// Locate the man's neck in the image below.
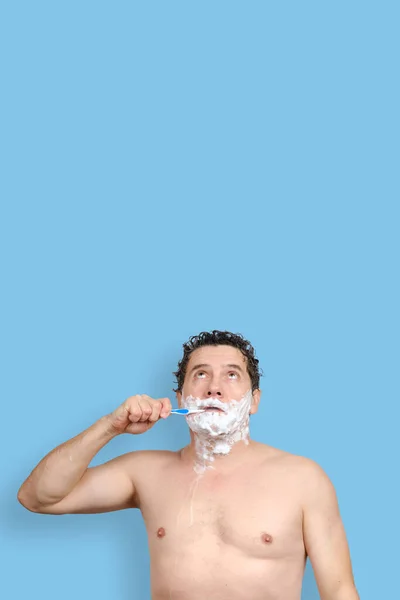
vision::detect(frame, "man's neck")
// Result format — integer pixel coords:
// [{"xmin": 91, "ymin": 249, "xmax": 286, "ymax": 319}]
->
[{"xmin": 181, "ymin": 430, "xmax": 255, "ymax": 474}]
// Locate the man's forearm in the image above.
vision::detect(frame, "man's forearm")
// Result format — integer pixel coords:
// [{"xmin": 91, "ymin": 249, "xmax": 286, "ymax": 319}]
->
[{"xmin": 18, "ymin": 415, "xmax": 117, "ymax": 508}]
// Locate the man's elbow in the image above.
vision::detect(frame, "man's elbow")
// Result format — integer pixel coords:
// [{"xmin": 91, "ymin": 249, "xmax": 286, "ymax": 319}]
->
[
  {"xmin": 17, "ymin": 486, "xmax": 47, "ymax": 513},
  {"xmin": 17, "ymin": 489, "xmax": 38, "ymax": 512}
]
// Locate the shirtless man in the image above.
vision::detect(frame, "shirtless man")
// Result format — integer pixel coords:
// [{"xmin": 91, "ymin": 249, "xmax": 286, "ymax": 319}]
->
[{"xmin": 18, "ymin": 330, "xmax": 359, "ymax": 600}]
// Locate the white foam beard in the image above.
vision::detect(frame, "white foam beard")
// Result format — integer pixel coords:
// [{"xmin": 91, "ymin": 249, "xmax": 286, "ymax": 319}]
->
[{"xmin": 181, "ymin": 389, "xmax": 253, "ymax": 473}]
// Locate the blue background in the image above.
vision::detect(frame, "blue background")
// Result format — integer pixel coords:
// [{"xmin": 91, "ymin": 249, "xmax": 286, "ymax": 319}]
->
[{"xmin": 1, "ymin": 2, "xmax": 399, "ymax": 599}]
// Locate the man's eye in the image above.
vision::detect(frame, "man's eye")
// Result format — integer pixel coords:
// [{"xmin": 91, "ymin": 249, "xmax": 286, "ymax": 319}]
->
[
  {"xmin": 228, "ymin": 372, "xmax": 238, "ymax": 379},
  {"xmin": 196, "ymin": 372, "xmax": 206, "ymax": 379}
]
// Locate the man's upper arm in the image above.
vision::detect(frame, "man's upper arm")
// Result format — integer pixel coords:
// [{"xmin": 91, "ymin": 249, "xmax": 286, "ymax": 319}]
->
[
  {"xmin": 302, "ymin": 460, "xmax": 359, "ymax": 599},
  {"xmin": 31, "ymin": 452, "xmax": 139, "ymax": 515}
]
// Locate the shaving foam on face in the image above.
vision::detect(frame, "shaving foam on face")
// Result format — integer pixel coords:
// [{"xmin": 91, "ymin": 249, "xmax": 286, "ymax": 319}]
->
[{"xmin": 181, "ymin": 389, "xmax": 253, "ymax": 473}]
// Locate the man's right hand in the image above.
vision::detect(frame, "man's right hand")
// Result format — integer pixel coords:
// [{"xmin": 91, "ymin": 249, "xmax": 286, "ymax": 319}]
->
[{"xmin": 108, "ymin": 395, "xmax": 172, "ymax": 435}]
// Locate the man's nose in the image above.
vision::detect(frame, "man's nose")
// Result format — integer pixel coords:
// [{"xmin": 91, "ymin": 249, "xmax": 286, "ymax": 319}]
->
[{"xmin": 207, "ymin": 382, "xmax": 222, "ymax": 397}]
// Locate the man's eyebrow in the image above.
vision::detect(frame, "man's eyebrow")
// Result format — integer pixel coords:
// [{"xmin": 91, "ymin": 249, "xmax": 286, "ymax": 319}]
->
[
  {"xmin": 224, "ymin": 363, "xmax": 245, "ymax": 373},
  {"xmin": 189, "ymin": 363, "xmax": 210, "ymax": 374},
  {"xmin": 188, "ymin": 363, "xmax": 245, "ymax": 374}
]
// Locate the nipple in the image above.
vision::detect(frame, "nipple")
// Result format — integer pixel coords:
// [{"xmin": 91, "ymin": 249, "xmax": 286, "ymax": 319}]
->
[
  {"xmin": 261, "ymin": 532, "xmax": 273, "ymax": 544},
  {"xmin": 157, "ymin": 527, "xmax": 166, "ymax": 538}
]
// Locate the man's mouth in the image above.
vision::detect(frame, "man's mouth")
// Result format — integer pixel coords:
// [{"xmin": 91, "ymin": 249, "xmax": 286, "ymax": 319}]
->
[{"xmin": 203, "ymin": 406, "xmax": 224, "ymax": 412}]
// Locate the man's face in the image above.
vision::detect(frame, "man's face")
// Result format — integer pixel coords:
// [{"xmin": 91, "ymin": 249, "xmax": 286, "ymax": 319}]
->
[{"xmin": 177, "ymin": 345, "xmax": 261, "ymax": 415}]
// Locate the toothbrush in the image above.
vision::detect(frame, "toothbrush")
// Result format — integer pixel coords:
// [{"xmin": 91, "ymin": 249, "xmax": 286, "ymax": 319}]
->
[{"xmin": 170, "ymin": 408, "xmax": 206, "ymax": 415}]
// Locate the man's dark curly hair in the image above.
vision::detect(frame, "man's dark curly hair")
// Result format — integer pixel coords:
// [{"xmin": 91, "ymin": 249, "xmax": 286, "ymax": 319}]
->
[{"xmin": 173, "ymin": 330, "xmax": 262, "ymax": 392}]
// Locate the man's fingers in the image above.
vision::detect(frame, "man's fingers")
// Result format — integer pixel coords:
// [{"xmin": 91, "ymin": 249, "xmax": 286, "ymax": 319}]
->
[
  {"xmin": 128, "ymin": 408, "xmax": 142, "ymax": 423},
  {"xmin": 160, "ymin": 397, "xmax": 172, "ymax": 418},
  {"xmin": 137, "ymin": 398, "xmax": 153, "ymax": 422},
  {"xmin": 148, "ymin": 401, "xmax": 163, "ymax": 422},
  {"xmin": 125, "ymin": 395, "xmax": 171, "ymax": 424}
]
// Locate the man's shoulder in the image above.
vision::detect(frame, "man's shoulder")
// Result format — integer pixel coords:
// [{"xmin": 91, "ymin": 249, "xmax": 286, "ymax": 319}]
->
[
  {"xmin": 254, "ymin": 442, "xmax": 329, "ymax": 481},
  {"xmin": 117, "ymin": 448, "xmax": 180, "ymax": 474}
]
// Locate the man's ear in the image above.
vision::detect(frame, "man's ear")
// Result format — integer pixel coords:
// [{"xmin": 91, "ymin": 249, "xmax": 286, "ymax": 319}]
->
[
  {"xmin": 176, "ymin": 391, "xmax": 182, "ymax": 408},
  {"xmin": 250, "ymin": 389, "xmax": 261, "ymax": 415}
]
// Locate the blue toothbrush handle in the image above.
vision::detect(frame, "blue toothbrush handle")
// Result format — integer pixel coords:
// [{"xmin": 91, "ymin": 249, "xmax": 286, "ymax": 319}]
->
[{"xmin": 171, "ymin": 408, "xmax": 190, "ymax": 415}]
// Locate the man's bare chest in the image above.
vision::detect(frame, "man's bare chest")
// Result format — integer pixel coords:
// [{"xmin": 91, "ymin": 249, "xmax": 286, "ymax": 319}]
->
[{"xmin": 139, "ymin": 465, "xmax": 305, "ymax": 561}]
